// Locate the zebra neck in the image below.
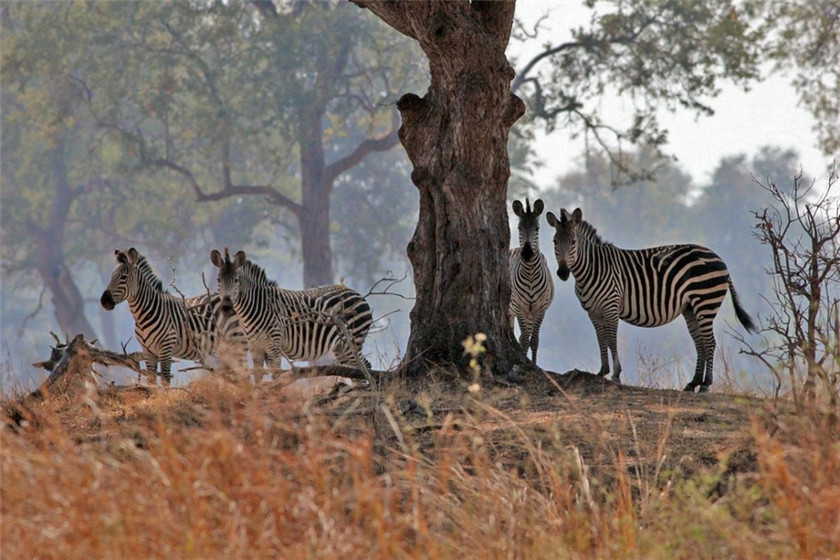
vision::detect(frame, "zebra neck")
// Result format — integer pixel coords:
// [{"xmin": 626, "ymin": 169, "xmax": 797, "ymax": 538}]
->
[
  {"xmin": 571, "ymin": 237, "xmax": 611, "ymax": 279},
  {"xmin": 234, "ymin": 280, "xmax": 280, "ymax": 318},
  {"xmin": 519, "ymin": 252, "xmax": 544, "ymax": 268},
  {"xmin": 127, "ymin": 277, "xmax": 166, "ymax": 317}
]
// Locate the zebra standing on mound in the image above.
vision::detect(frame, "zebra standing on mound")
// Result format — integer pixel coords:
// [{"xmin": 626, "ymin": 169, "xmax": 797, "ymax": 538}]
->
[
  {"xmin": 509, "ymin": 198, "xmax": 554, "ymax": 363},
  {"xmin": 545, "ymin": 208, "xmax": 756, "ymax": 393},
  {"xmin": 100, "ymin": 248, "xmax": 245, "ymax": 385},
  {"xmin": 210, "ymin": 248, "xmax": 373, "ymax": 375}
]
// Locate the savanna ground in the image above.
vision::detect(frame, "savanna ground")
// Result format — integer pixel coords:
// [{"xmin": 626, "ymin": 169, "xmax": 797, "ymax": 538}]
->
[{"xmin": 2, "ymin": 359, "xmax": 839, "ymax": 559}]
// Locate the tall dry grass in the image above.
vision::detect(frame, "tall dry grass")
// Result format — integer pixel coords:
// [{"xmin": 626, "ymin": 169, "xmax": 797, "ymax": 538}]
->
[{"xmin": 2, "ymin": 374, "xmax": 839, "ymax": 559}]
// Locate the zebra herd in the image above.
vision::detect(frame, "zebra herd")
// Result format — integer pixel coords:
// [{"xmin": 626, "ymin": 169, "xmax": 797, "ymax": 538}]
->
[
  {"xmin": 100, "ymin": 247, "xmax": 372, "ymax": 385},
  {"xmin": 100, "ymin": 199, "xmax": 755, "ymax": 393},
  {"xmin": 510, "ymin": 199, "xmax": 755, "ymax": 393}
]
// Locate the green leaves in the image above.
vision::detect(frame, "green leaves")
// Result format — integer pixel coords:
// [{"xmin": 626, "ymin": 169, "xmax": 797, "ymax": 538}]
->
[{"xmin": 513, "ymin": 0, "xmax": 774, "ymax": 180}]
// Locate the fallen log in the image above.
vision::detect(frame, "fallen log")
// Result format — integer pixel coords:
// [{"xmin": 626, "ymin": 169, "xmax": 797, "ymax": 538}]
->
[{"xmin": 29, "ymin": 333, "xmax": 144, "ymax": 400}]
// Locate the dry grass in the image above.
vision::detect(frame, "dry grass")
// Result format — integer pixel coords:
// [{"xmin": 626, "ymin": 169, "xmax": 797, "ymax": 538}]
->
[{"xmin": 2, "ymin": 369, "xmax": 839, "ymax": 559}]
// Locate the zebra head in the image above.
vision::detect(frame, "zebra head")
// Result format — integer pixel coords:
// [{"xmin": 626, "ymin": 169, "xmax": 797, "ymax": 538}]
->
[
  {"xmin": 545, "ymin": 207, "xmax": 583, "ymax": 282},
  {"xmin": 512, "ymin": 198, "xmax": 545, "ymax": 261},
  {"xmin": 101, "ymin": 248, "xmax": 141, "ymax": 310},
  {"xmin": 210, "ymin": 248, "xmax": 247, "ymax": 315}
]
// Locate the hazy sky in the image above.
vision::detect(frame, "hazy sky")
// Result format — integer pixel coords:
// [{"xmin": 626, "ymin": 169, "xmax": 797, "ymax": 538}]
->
[{"xmin": 511, "ymin": 1, "xmax": 831, "ymax": 187}]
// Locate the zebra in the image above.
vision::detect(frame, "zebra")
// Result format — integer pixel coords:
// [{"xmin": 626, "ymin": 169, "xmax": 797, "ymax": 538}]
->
[
  {"xmin": 100, "ymin": 248, "xmax": 245, "ymax": 384},
  {"xmin": 545, "ymin": 208, "xmax": 756, "ymax": 392},
  {"xmin": 509, "ymin": 198, "xmax": 555, "ymax": 363},
  {"xmin": 209, "ymin": 248, "xmax": 373, "ymax": 374}
]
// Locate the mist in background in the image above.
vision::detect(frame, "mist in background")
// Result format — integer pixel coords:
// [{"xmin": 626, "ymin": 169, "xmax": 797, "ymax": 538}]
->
[{"xmin": 2, "ymin": 1, "xmax": 836, "ymax": 394}]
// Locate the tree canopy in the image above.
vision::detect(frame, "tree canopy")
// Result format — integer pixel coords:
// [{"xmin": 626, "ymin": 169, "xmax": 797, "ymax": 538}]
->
[{"xmin": 1, "ymin": 0, "xmax": 424, "ymax": 357}]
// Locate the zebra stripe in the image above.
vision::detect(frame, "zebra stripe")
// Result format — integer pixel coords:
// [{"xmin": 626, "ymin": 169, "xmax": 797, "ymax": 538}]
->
[
  {"xmin": 210, "ymin": 249, "xmax": 372, "ymax": 372},
  {"xmin": 509, "ymin": 198, "xmax": 554, "ymax": 363},
  {"xmin": 546, "ymin": 208, "xmax": 755, "ymax": 393},
  {"xmin": 100, "ymin": 248, "xmax": 245, "ymax": 384}
]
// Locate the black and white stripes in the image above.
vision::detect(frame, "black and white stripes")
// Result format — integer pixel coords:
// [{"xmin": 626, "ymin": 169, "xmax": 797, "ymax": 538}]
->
[
  {"xmin": 509, "ymin": 199, "xmax": 554, "ymax": 364},
  {"xmin": 100, "ymin": 248, "xmax": 244, "ymax": 384},
  {"xmin": 210, "ymin": 249, "xmax": 372, "ymax": 373},
  {"xmin": 545, "ymin": 208, "xmax": 755, "ymax": 392}
]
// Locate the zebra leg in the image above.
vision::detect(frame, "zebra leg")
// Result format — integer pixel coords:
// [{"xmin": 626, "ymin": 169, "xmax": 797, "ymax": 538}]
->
[
  {"xmin": 699, "ymin": 335, "xmax": 716, "ymax": 393},
  {"xmin": 159, "ymin": 356, "xmax": 173, "ymax": 386},
  {"xmin": 590, "ymin": 317, "xmax": 613, "ymax": 378},
  {"xmin": 252, "ymin": 347, "xmax": 268, "ymax": 384},
  {"xmin": 530, "ymin": 314, "xmax": 546, "ymax": 364},
  {"xmin": 144, "ymin": 357, "xmax": 158, "ymax": 386},
  {"xmin": 265, "ymin": 347, "xmax": 286, "ymax": 380},
  {"xmin": 336, "ymin": 343, "xmax": 372, "ymax": 370},
  {"xmin": 683, "ymin": 308, "xmax": 706, "ymax": 392}
]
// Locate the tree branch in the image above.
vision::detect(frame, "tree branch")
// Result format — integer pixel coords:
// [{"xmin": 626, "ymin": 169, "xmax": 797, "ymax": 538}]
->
[
  {"xmin": 350, "ymin": 0, "xmax": 418, "ymax": 40},
  {"xmin": 151, "ymin": 156, "xmax": 303, "ymax": 214},
  {"xmin": 323, "ymin": 111, "xmax": 400, "ymax": 186},
  {"xmin": 512, "ymin": 40, "xmax": 582, "ymax": 92}
]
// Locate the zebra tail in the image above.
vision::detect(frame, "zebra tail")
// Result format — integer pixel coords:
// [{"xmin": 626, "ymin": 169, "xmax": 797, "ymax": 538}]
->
[{"xmin": 728, "ymin": 279, "xmax": 757, "ymax": 333}]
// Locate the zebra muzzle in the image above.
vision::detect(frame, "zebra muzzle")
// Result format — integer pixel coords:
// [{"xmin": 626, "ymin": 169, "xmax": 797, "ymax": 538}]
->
[
  {"xmin": 556, "ymin": 265, "xmax": 570, "ymax": 281},
  {"xmin": 100, "ymin": 291, "xmax": 116, "ymax": 310},
  {"xmin": 521, "ymin": 243, "xmax": 535, "ymax": 261},
  {"xmin": 220, "ymin": 298, "xmax": 235, "ymax": 315}
]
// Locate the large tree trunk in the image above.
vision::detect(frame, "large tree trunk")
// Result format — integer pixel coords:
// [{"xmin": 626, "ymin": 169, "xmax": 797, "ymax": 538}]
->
[{"xmin": 351, "ymin": 1, "xmax": 526, "ymax": 378}]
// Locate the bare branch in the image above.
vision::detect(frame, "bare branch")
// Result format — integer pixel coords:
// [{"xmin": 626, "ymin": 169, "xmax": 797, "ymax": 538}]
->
[
  {"xmin": 150, "ymin": 156, "xmax": 303, "ymax": 214},
  {"xmin": 323, "ymin": 110, "xmax": 400, "ymax": 186}
]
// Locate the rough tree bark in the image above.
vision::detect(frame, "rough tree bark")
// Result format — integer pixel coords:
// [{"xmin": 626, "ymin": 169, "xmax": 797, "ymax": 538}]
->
[{"xmin": 350, "ymin": 0, "xmax": 526, "ymax": 378}]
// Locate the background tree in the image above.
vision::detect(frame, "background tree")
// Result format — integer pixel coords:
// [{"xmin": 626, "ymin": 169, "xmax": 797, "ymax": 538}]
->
[
  {"xmin": 2, "ymin": 5, "xmax": 118, "ymax": 339},
  {"xmin": 1, "ymin": 3, "xmax": 260, "ymax": 350},
  {"xmin": 91, "ymin": 0, "xmax": 426, "ymax": 287},
  {"xmin": 1, "ymin": 1, "xmax": 425, "ymax": 373},
  {"xmin": 511, "ymin": 0, "xmax": 770, "ymax": 181},
  {"xmin": 691, "ymin": 146, "xmax": 805, "ymax": 314},
  {"xmin": 768, "ymin": 0, "xmax": 840, "ymax": 156},
  {"xmin": 542, "ymin": 145, "xmax": 695, "ymax": 246},
  {"xmin": 331, "ymin": 148, "xmax": 418, "ymax": 288}
]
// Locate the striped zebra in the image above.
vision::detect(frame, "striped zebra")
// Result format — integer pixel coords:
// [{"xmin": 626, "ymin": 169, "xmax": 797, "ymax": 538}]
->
[
  {"xmin": 209, "ymin": 248, "xmax": 373, "ymax": 373},
  {"xmin": 509, "ymin": 198, "xmax": 555, "ymax": 363},
  {"xmin": 100, "ymin": 248, "xmax": 245, "ymax": 384},
  {"xmin": 545, "ymin": 208, "xmax": 756, "ymax": 392}
]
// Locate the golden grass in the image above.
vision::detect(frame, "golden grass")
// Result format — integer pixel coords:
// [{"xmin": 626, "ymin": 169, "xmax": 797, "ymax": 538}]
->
[{"xmin": 2, "ymin": 372, "xmax": 839, "ymax": 559}]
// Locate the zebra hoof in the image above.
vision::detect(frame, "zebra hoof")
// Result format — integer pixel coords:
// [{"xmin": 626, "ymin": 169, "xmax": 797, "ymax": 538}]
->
[
  {"xmin": 698, "ymin": 385, "xmax": 710, "ymax": 394},
  {"xmin": 683, "ymin": 384, "xmax": 697, "ymax": 392}
]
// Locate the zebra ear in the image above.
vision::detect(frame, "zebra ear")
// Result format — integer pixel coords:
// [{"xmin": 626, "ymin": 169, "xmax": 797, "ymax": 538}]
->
[
  {"xmin": 571, "ymin": 208, "xmax": 583, "ymax": 223},
  {"xmin": 533, "ymin": 199, "xmax": 545, "ymax": 216},
  {"xmin": 560, "ymin": 208, "xmax": 571, "ymax": 223},
  {"xmin": 512, "ymin": 200, "xmax": 524, "ymax": 217},
  {"xmin": 126, "ymin": 247, "xmax": 139, "ymax": 264},
  {"xmin": 210, "ymin": 249, "xmax": 223, "ymax": 268},
  {"xmin": 115, "ymin": 250, "xmax": 128, "ymax": 264},
  {"xmin": 545, "ymin": 211, "xmax": 560, "ymax": 228},
  {"xmin": 233, "ymin": 251, "xmax": 247, "ymax": 268}
]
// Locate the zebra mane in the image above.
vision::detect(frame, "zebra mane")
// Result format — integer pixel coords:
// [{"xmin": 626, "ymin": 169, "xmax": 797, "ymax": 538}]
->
[
  {"xmin": 577, "ymin": 219, "xmax": 612, "ymax": 248},
  {"xmin": 239, "ymin": 259, "xmax": 278, "ymax": 288},
  {"xmin": 134, "ymin": 254, "xmax": 166, "ymax": 293}
]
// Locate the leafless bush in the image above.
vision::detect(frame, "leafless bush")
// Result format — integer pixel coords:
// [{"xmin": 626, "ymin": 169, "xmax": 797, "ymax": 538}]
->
[{"xmin": 736, "ymin": 167, "xmax": 839, "ymax": 412}]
